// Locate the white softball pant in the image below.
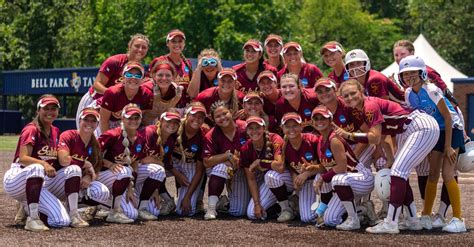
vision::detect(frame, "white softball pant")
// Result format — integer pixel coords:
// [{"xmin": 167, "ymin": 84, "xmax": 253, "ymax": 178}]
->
[{"xmin": 173, "ymin": 158, "xmax": 202, "ymax": 216}]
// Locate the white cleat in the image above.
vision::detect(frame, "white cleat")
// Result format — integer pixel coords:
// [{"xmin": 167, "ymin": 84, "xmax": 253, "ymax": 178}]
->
[
  {"xmin": 277, "ymin": 209, "xmax": 295, "ymax": 223},
  {"xmin": 398, "ymin": 217, "xmax": 423, "ymax": 231},
  {"xmin": 106, "ymin": 211, "xmax": 134, "ymax": 224},
  {"xmin": 442, "ymin": 217, "xmax": 467, "ymax": 233},
  {"xmin": 24, "ymin": 217, "xmax": 49, "ymax": 232},
  {"xmin": 431, "ymin": 214, "xmax": 447, "ymax": 228},
  {"xmin": 70, "ymin": 213, "xmax": 90, "ymax": 228},
  {"xmin": 95, "ymin": 208, "xmax": 110, "ymax": 219},
  {"xmin": 14, "ymin": 202, "xmax": 27, "ymax": 226},
  {"xmin": 78, "ymin": 206, "xmax": 97, "ymax": 222},
  {"xmin": 366, "ymin": 219, "xmax": 399, "ymax": 234},
  {"xmin": 138, "ymin": 209, "xmax": 158, "ymax": 221},
  {"xmin": 420, "ymin": 215, "xmax": 433, "ymax": 230},
  {"xmin": 336, "ymin": 216, "xmax": 361, "ymax": 231},
  {"xmin": 204, "ymin": 207, "xmax": 217, "ymax": 220}
]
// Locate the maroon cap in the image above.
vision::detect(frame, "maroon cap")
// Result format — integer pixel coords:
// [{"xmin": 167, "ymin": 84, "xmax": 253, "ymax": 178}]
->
[
  {"xmin": 243, "ymin": 93, "xmax": 263, "ymax": 104},
  {"xmin": 246, "ymin": 116, "xmax": 266, "ymax": 127},
  {"xmin": 122, "ymin": 106, "xmax": 142, "ymax": 118},
  {"xmin": 320, "ymin": 43, "xmax": 343, "ymax": 55},
  {"xmin": 218, "ymin": 68, "xmax": 237, "ymax": 80},
  {"xmin": 314, "ymin": 78, "xmax": 337, "ymax": 89},
  {"xmin": 243, "ymin": 40, "xmax": 263, "ymax": 52},
  {"xmin": 264, "ymin": 34, "xmax": 283, "ymax": 46},
  {"xmin": 79, "ymin": 108, "xmax": 100, "ymax": 121},
  {"xmin": 311, "ymin": 106, "xmax": 333, "ymax": 119},
  {"xmin": 186, "ymin": 105, "xmax": 207, "ymax": 115},
  {"xmin": 282, "ymin": 42, "xmax": 302, "ymax": 54},
  {"xmin": 160, "ymin": 111, "xmax": 181, "ymax": 122},
  {"xmin": 257, "ymin": 70, "xmax": 277, "ymax": 84},
  {"xmin": 123, "ymin": 62, "xmax": 145, "ymax": 76},
  {"xmin": 281, "ymin": 112, "xmax": 302, "ymax": 125},
  {"xmin": 37, "ymin": 96, "xmax": 60, "ymax": 109},
  {"xmin": 166, "ymin": 30, "xmax": 186, "ymax": 41}
]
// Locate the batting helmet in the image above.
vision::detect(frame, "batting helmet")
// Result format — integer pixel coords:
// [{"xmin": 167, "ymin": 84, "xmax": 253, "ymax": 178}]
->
[
  {"xmin": 344, "ymin": 49, "xmax": 371, "ymax": 78},
  {"xmin": 457, "ymin": 141, "xmax": 474, "ymax": 172},
  {"xmin": 374, "ymin": 168, "xmax": 391, "ymax": 202},
  {"xmin": 398, "ymin": 55, "xmax": 428, "ymax": 87}
]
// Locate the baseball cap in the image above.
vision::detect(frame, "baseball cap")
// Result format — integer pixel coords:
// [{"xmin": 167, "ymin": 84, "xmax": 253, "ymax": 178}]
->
[
  {"xmin": 186, "ymin": 105, "xmax": 207, "ymax": 115},
  {"xmin": 246, "ymin": 116, "xmax": 266, "ymax": 127},
  {"xmin": 264, "ymin": 34, "xmax": 283, "ymax": 46},
  {"xmin": 282, "ymin": 42, "xmax": 302, "ymax": 54},
  {"xmin": 320, "ymin": 42, "xmax": 343, "ymax": 55},
  {"xmin": 218, "ymin": 68, "xmax": 237, "ymax": 80},
  {"xmin": 79, "ymin": 108, "xmax": 100, "ymax": 121},
  {"xmin": 243, "ymin": 40, "xmax": 263, "ymax": 52},
  {"xmin": 314, "ymin": 78, "xmax": 337, "ymax": 89},
  {"xmin": 166, "ymin": 30, "xmax": 186, "ymax": 41},
  {"xmin": 311, "ymin": 106, "xmax": 333, "ymax": 119},
  {"xmin": 37, "ymin": 96, "xmax": 60, "ymax": 109},
  {"xmin": 122, "ymin": 105, "xmax": 142, "ymax": 119},
  {"xmin": 160, "ymin": 111, "xmax": 181, "ymax": 122},
  {"xmin": 123, "ymin": 62, "xmax": 145, "ymax": 76},
  {"xmin": 257, "ymin": 70, "xmax": 277, "ymax": 84},
  {"xmin": 281, "ymin": 112, "xmax": 302, "ymax": 125},
  {"xmin": 243, "ymin": 92, "xmax": 263, "ymax": 104}
]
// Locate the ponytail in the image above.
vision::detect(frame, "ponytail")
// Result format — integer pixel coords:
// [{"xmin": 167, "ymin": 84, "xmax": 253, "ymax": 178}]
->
[
  {"xmin": 154, "ymin": 121, "xmax": 165, "ymax": 163},
  {"xmin": 90, "ymin": 135, "xmax": 103, "ymax": 173},
  {"xmin": 121, "ymin": 122, "xmax": 132, "ymax": 165},
  {"xmin": 176, "ymin": 114, "xmax": 188, "ymax": 162},
  {"xmin": 281, "ymin": 135, "xmax": 289, "ymax": 164},
  {"xmin": 264, "ymin": 131, "xmax": 273, "ymax": 159}
]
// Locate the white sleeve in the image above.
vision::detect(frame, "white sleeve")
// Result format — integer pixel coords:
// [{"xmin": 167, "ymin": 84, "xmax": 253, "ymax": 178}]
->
[
  {"xmin": 425, "ymin": 83, "xmax": 443, "ymax": 105},
  {"xmin": 404, "ymin": 88, "xmax": 412, "ymax": 107}
]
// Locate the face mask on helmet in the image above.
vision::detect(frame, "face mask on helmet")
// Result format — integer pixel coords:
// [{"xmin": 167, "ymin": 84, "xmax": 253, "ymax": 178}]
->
[{"xmin": 347, "ymin": 63, "xmax": 368, "ymax": 78}]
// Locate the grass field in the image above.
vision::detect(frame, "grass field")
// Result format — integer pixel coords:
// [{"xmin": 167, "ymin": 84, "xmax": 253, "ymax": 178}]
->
[{"xmin": 0, "ymin": 136, "xmax": 18, "ymax": 151}]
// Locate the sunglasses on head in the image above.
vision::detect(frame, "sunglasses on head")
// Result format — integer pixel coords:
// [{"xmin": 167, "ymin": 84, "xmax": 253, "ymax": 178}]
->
[
  {"xmin": 202, "ymin": 58, "xmax": 218, "ymax": 67},
  {"xmin": 124, "ymin": 71, "xmax": 143, "ymax": 79}
]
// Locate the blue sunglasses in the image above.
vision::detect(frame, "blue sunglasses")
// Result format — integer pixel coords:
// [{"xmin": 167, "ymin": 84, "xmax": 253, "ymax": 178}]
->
[
  {"xmin": 124, "ymin": 71, "xmax": 143, "ymax": 79},
  {"xmin": 202, "ymin": 58, "xmax": 218, "ymax": 67}
]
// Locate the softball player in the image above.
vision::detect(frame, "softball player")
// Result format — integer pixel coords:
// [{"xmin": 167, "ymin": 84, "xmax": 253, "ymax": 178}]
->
[
  {"xmin": 336, "ymin": 80, "xmax": 439, "ymax": 234},
  {"xmin": 235, "ymin": 92, "xmax": 278, "ymax": 133},
  {"xmin": 4, "ymin": 95, "xmax": 70, "ymax": 231},
  {"xmin": 309, "ymin": 106, "xmax": 374, "ymax": 230},
  {"xmin": 400, "ymin": 56, "xmax": 466, "ymax": 232},
  {"xmin": 188, "ymin": 48, "xmax": 223, "ymax": 99},
  {"xmin": 278, "ymin": 42, "xmax": 323, "ymax": 89},
  {"xmin": 98, "ymin": 62, "xmax": 153, "ymax": 135},
  {"xmin": 344, "ymin": 49, "xmax": 405, "ymax": 104},
  {"xmin": 203, "ymin": 101, "xmax": 249, "ymax": 220},
  {"xmin": 320, "ymin": 41, "xmax": 348, "ymax": 87},
  {"xmin": 149, "ymin": 29, "xmax": 192, "ymax": 109},
  {"xmin": 232, "ymin": 39, "xmax": 278, "ymax": 93},
  {"xmin": 275, "ymin": 73, "xmax": 320, "ymax": 132},
  {"xmin": 263, "ymin": 34, "xmax": 284, "ymax": 71},
  {"xmin": 257, "ymin": 70, "xmax": 281, "ymax": 118},
  {"xmin": 240, "ymin": 116, "xmax": 284, "ymax": 220},
  {"xmin": 98, "ymin": 104, "xmax": 147, "ymax": 223},
  {"xmin": 172, "ymin": 103, "xmax": 208, "ymax": 216},
  {"xmin": 46, "ymin": 108, "xmax": 110, "ymax": 228},
  {"xmin": 76, "ymin": 33, "xmax": 149, "ymax": 128}
]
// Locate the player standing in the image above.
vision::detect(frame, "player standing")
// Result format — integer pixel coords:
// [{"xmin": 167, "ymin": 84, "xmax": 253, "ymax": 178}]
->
[
  {"xmin": 263, "ymin": 34, "xmax": 285, "ymax": 71},
  {"xmin": 320, "ymin": 41, "xmax": 348, "ymax": 87}
]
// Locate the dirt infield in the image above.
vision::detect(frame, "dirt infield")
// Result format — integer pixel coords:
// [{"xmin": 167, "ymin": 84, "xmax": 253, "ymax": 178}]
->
[{"xmin": 0, "ymin": 150, "xmax": 472, "ymax": 246}]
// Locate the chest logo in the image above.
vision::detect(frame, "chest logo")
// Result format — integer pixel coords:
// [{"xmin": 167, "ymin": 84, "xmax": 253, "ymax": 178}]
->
[
  {"xmin": 190, "ymin": 144, "xmax": 199, "ymax": 153},
  {"xmin": 325, "ymin": 149, "xmax": 333, "ymax": 158},
  {"xmin": 304, "ymin": 152, "xmax": 313, "ymax": 161}
]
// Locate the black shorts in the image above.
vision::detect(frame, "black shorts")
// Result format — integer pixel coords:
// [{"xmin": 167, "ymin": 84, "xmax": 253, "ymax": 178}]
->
[{"xmin": 432, "ymin": 128, "xmax": 465, "ymax": 152}]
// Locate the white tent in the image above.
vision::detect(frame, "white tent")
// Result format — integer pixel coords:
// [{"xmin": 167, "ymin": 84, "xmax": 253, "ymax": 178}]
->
[{"xmin": 381, "ymin": 34, "xmax": 467, "ymax": 91}]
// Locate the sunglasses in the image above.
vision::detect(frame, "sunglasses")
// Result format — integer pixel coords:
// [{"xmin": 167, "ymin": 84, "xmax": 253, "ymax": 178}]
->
[
  {"xmin": 124, "ymin": 71, "xmax": 143, "ymax": 79},
  {"xmin": 202, "ymin": 58, "xmax": 218, "ymax": 67}
]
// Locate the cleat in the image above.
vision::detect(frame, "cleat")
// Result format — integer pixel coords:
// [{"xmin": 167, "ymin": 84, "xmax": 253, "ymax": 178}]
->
[
  {"xmin": 70, "ymin": 213, "xmax": 89, "ymax": 228},
  {"xmin": 398, "ymin": 217, "xmax": 423, "ymax": 231},
  {"xmin": 78, "ymin": 206, "xmax": 97, "ymax": 222},
  {"xmin": 431, "ymin": 214, "xmax": 447, "ymax": 228},
  {"xmin": 277, "ymin": 209, "xmax": 295, "ymax": 223},
  {"xmin": 106, "ymin": 211, "xmax": 134, "ymax": 224},
  {"xmin": 362, "ymin": 201, "xmax": 381, "ymax": 226},
  {"xmin": 95, "ymin": 207, "xmax": 109, "ymax": 219},
  {"xmin": 420, "ymin": 215, "xmax": 433, "ymax": 230},
  {"xmin": 314, "ymin": 215, "xmax": 325, "ymax": 228},
  {"xmin": 14, "ymin": 202, "xmax": 27, "ymax": 226},
  {"xmin": 216, "ymin": 195, "xmax": 229, "ymax": 213},
  {"xmin": 442, "ymin": 217, "xmax": 467, "ymax": 233},
  {"xmin": 204, "ymin": 207, "xmax": 217, "ymax": 220},
  {"xmin": 336, "ymin": 216, "xmax": 361, "ymax": 231},
  {"xmin": 366, "ymin": 219, "xmax": 399, "ymax": 234},
  {"xmin": 160, "ymin": 198, "xmax": 176, "ymax": 216},
  {"xmin": 25, "ymin": 217, "xmax": 49, "ymax": 232},
  {"xmin": 288, "ymin": 194, "xmax": 300, "ymax": 215},
  {"xmin": 138, "ymin": 209, "xmax": 158, "ymax": 221},
  {"xmin": 196, "ymin": 200, "xmax": 205, "ymax": 214}
]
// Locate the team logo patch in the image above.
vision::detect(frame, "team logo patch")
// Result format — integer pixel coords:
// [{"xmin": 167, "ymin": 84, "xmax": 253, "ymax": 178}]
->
[
  {"xmin": 349, "ymin": 52, "xmax": 356, "ymax": 58},
  {"xmin": 304, "ymin": 152, "xmax": 313, "ymax": 161},
  {"xmin": 339, "ymin": 115, "xmax": 346, "ymax": 124},
  {"xmin": 184, "ymin": 66, "xmax": 189, "ymax": 73},
  {"xmin": 88, "ymin": 147, "xmax": 93, "ymax": 156},
  {"xmin": 240, "ymin": 138, "xmax": 247, "ymax": 145},
  {"xmin": 304, "ymin": 108, "xmax": 311, "ymax": 117},
  {"xmin": 343, "ymin": 71, "xmax": 349, "ymax": 81},
  {"xmin": 325, "ymin": 149, "xmax": 333, "ymax": 158},
  {"xmin": 365, "ymin": 110, "xmax": 374, "ymax": 123},
  {"xmin": 136, "ymin": 144, "xmax": 142, "ymax": 153},
  {"xmin": 164, "ymin": 145, "xmax": 169, "ymax": 154},
  {"xmin": 213, "ymin": 79, "xmax": 218, "ymax": 86},
  {"xmin": 301, "ymin": 78, "xmax": 308, "ymax": 87},
  {"xmin": 190, "ymin": 144, "xmax": 199, "ymax": 153}
]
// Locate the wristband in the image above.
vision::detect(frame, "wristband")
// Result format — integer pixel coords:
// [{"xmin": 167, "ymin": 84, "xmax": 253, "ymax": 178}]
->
[
  {"xmin": 321, "ymin": 169, "xmax": 336, "ymax": 183},
  {"xmin": 351, "ymin": 132, "xmax": 369, "ymax": 143}
]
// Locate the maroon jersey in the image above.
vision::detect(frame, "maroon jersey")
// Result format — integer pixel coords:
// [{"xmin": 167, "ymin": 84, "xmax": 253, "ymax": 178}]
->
[
  {"xmin": 262, "ymin": 89, "xmax": 281, "ymax": 117},
  {"xmin": 240, "ymin": 133, "xmax": 284, "ymax": 171},
  {"xmin": 426, "ymin": 65, "xmax": 447, "ymax": 92},
  {"xmin": 350, "ymin": 96, "xmax": 413, "ymax": 136},
  {"xmin": 203, "ymin": 120, "xmax": 247, "ymax": 158},
  {"xmin": 327, "ymin": 69, "xmax": 348, "ymax": 88},
  {"xmin": 277, "ymin": 63, "xmax": 323, "ymax": 88},
  {"xmin": 194, "ymin": 86, "xmax": 245, "ymax": 113},
  {"xmin": 284, "ymin": 133, "xmax": 320, "ymax": 175},
  {"xmin": 142, "ymin": 80, "xmax": 177, "ymax": 102},
  {"xmin": 362, "ymin": 70, "xmax": 405, "ymax": 102},
  {"xmin": 199, "ymin": 71, "xmax": 219, "ymax": 92},
  {"xmin": 172, "ymin": 127, "xmax": 208, "ymax": 163},
  {"xmin": 88, "ymin": 54, "xmax": 128, "ymax": 99},
  {"xmin": 100, "ymin": 83, "xmax": 153, "ymax": 121},
  {"xmin": 264, "ymin": 59, "xmax": 284, "ymax": 72},
  {"xmin": 143, "ymin": 125, "xmax": 177, "ymax": 170},
  {"xmin": 275, "ymin": 88, "xmax": 320, "ymax": 127},
  {"xmin": 99, "ymin": 127, "xmax": 147, "ymax": 168},
  {"xmin": 232, "ymin": 62, "xmax": 278, "ymax": 93},
  {"xmin": 149, "ymin": 55, "xmax": 192, "ymax": 108},
  {"xmin": 332, "ymin": 97, "xmax": 363, "ymax": 133},
  {"xmin": 56, "ymin": 130, "xmax": 94, "ymax": 170},
  {"xmin": 13, "ymin": 123, "xmax": 59, "ymax": 166}
]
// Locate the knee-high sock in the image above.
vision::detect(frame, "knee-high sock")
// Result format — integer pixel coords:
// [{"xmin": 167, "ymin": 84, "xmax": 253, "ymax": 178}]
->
[{"xmin": 445, "ymin": 179, "xmax": 462, "ymax": 219}]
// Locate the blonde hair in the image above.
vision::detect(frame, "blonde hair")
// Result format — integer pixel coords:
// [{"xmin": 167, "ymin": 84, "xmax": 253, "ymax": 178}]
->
[
  {"xmin": 197, "ymin": 48, "xmax": 221, "ymax": 62},
  {"xmin": 393, "ymin": 40, "xmax": 414, "ymax": 54},
  {"xmin": 280, "ymin": 73, "xmax": 303, "ymax": 88},
  {"xmin": 338, "ymin": 79, "xmax": 364, "ymax": 95},
  {"xmin": 155, "ymin": 108, "xmax": 180, "ymax": 163},
  {"xmin": 128, "ymin": 33, "xmax": 150, "ymax": 51},
  {"xmin": 176, "ymin": 102, "xmax": 205, "ymax": 162}
]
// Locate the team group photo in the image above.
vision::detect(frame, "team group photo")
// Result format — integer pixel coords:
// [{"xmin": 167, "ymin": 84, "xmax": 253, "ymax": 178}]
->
[{"xmin": 1, "ymin": 0, "xmax": 473, "ymax": 245}]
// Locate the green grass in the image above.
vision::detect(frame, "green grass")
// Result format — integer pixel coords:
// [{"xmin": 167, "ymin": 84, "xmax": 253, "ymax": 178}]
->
[{"xmin": 0, "ymin": 135, "xmax": 18, "ymax": 151}]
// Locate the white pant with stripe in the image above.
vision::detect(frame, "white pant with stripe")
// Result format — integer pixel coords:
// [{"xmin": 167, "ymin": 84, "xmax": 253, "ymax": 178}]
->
[
  {"xmin": 206, "ymin": 163, "xmax": 250, "ymax": 216},
  {"xmin": 391, "ymin": 111, "xmax": 439, "ymax": 180},
  {"xmin": 3, "ymin": 163, "xmax": 70, "ymax": 228},
  {"xmin": 173, "ymin": 158, "xmax": 202, "ymax": 216},
  {"xmin": 323, "ymin": 163, "xmax": 374, "ymax": 226}
]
